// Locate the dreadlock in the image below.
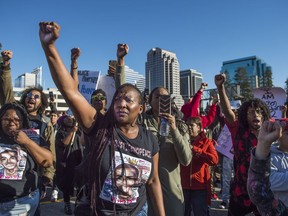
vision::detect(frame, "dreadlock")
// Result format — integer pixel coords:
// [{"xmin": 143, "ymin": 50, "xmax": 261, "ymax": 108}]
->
[
  {"xmin": 19, "ymin": 87, "xmax": 48, "ymax": 115},
  {"xmin": 238, "ymin": 98, "xmax": 270, "ymax": 129},
  {"xmin": 88, "ymin": 83, "xmax": 143, "ymax": 216},
  {"xmin": 0, "ymin": 102, "xmax": 30, "ymax": 136}
]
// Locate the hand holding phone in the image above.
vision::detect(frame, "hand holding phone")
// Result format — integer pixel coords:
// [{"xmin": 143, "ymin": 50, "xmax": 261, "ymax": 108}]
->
[{"xmin": 159, "ymin": 95, "xmax": 171, "ymax": 114}]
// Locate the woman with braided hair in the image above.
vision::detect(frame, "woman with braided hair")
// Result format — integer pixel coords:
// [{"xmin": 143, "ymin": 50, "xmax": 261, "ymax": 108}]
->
[{"xmin": 39, "ymin": 21, "xmax": 165, "ymax": 216}]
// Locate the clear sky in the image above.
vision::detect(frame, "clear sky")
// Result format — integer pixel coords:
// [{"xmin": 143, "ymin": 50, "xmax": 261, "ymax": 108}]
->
[{"xmin": 1, "ymin": 0, "xmax": 287, "ymax": 90}]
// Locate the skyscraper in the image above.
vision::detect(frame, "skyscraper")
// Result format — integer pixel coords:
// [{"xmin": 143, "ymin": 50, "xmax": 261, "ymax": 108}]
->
[
  {"xmin": 145, "ymin": 47, "xmax": 184, "ymax": 107},
  {"xmin": 125, "ymin": 65, "xmax": 145, "ymax": 92},
  {"xmin": 221, "ymin": 56, "xmax": 273, "ymax": 88},
  {"xmin": 180, "ymin": 69, "xmax": 203, "ymax": 102},
  {"xmin": 15, "ymin": 66, "xmax": 43, "ymax": 88}
]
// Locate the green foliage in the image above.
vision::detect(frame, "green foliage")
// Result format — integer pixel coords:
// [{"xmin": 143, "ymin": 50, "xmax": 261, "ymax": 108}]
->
[
  {"xmin": 234, "ymin": 67, "xmax": 253, "ymax": 102},
  {"xmin": 263, "ymin": 69, "xmax": 273, "ymax": 87}
]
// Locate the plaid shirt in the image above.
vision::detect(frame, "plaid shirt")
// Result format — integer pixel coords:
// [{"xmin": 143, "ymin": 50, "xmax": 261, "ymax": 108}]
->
[{"xmin": 226, "ymin": 120, "xmax": 258, "ymax": 207}]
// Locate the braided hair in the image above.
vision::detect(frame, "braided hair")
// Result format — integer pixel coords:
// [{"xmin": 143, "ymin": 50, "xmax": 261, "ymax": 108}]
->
[{"xmin": 88, "ymin": 83, "xmax": 143, "ymax": 215}]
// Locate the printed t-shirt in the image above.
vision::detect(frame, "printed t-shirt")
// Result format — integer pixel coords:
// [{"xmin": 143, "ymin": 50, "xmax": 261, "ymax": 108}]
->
[
  {"xmin": 0, "ymin": 135, "xmax": 48, "ymax": 202},
  {"xmin": 90, "ymin": 123, "xmax": 159, "ymax": 216}
]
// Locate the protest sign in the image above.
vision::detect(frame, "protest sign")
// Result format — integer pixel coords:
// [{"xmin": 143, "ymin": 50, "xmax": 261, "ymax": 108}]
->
[
  {"xmin": 78, "ymin": 70, "xmax": 100, "ymax": 103},
  {"xmin": 97, "ymin": 75, "xmax": 116, "ymax": 109},
  {"xmin": 216, "ymin": 125, "xmax": 233, "ymax": 159},
  {"xmin": 252, "ymin": 87, "xmax": 286, "ymax": 118}
]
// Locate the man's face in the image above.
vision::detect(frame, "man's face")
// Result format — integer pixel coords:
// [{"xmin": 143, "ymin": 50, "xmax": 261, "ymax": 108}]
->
[
  {"xmin": 114, "ymin": 165, "xmax": 138, "ymax": 198},
  {"xmin": 0, "ymin": 151, "xmax": 18, "ymax": 171},
  {"xmin": 246, "ymin": 107, "xmax": 264, "ymax": 131},
  {"xmin": 91, "ymin": 93, "xmax": 107, "ymax": 113},
  {"xmin": 50, "ymin": 113, "xmax": 58, "ymax": 126},
  {"xmin": 24, "ymin": 90, "xmax": 42, "ymax": 115}
]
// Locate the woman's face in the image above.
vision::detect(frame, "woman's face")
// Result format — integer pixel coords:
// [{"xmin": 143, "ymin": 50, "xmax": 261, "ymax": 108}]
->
[
  {"xmin": 113, "ymin": 86, "xmax": 143, "ymax": 125},
  {"xmin": 150, "ymin": 88, "xmax": 169, "ymax": 115},
  {"xmin": 187, "ymin": 122, "xmax": 201, "ymax": 138},
  {"xmin": 1, "ymin": 109, "xmax": 22, "ymax": 136}
]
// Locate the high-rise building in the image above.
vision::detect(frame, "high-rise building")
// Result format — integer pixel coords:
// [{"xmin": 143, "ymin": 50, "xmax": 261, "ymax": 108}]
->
[
  {"xmin": 180, "ymin": 69, "xmax": 203, "ymax": 102},
  {"xmin": 221, "ymin": 56, "xmax": 272, "ymax": 88},
  {"xmin": 15, "ymin": 66, "xmax": 43, "ymax": 88},
  {"xmin": 145, "ymin": 47, "xmax": 184, "ymax": 107},
  {"xmin": 125, "ymin": 65, "xmax": 145, "ymax": 92}
]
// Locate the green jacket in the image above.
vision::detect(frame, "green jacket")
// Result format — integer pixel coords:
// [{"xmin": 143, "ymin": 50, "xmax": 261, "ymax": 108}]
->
[
  {"xmin": 143, "ymin": 112, "xmax": 192, "ymax": 216},
  {"xmin": 0, "ymin": 64, "xmax": 56, "ymax": 181}
]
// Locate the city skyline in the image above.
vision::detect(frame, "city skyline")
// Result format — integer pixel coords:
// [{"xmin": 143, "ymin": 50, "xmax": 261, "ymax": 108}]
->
[{"xmin": 1, "ymin": 0, "xmax": 287, "ymax": 91}]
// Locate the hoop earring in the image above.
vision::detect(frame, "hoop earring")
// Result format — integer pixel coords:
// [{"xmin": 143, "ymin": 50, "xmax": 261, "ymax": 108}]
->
[{"xmin": 137, "ymin": 113, "xmax": 143, "ymax": 125}]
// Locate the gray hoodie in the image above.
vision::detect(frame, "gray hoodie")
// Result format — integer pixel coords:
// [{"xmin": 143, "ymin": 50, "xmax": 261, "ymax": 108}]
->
[{"xmin": 270, "ymin": 144, "xmax": 288, "ymax": 206}]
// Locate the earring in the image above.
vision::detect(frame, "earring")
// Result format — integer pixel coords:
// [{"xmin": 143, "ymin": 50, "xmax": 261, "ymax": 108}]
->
[{"xmin": 137, "ymin": 113, "xmax": 143, "ymax": 125}]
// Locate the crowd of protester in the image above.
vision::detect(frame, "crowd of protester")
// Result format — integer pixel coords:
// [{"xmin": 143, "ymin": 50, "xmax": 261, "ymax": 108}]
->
[{"xmin": 0, "ymin": 21, "xmax": 288, "ymax": 216}]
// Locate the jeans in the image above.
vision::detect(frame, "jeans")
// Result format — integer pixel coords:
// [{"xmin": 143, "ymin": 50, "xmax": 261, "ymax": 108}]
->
[
  {"xmin": 221, "ymin": 156, "xmax": 233, "ymax": 203},
  {"xmin": 0, "ymin": 189, "xmax": 40, "ymax": 216},
  {"xmin": 137, "ymin": 202, "xmax": 148, "ymax": 216},
  {"xmin": 183, "ymin": 189, "xmax": 208, "ymax": 216}
]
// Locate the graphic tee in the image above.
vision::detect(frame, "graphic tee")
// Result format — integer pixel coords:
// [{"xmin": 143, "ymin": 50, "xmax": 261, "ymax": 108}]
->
[
  {"xmin": 0, "ymin": 145, "xmax": 27, "ymax": 180},
  {"xmin": 0, "ymin": 130, "xmax": 48, "ymax": 202},
  {"xmin": 94, "ymin": 126, "xmax": 159, "ymax": 215}
]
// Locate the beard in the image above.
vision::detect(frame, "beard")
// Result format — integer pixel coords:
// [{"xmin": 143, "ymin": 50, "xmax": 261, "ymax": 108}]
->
[{"xmin": 26, "ymin": 102, "xmax": 41, "ymax": 114}]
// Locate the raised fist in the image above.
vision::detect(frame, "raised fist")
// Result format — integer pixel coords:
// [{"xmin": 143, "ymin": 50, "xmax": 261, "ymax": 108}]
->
[
  {"xmin": 214, "ymin": 74, "xmax": 226, "ymax": 87},
  {"xmin": 39, "ymin": 22, "xmax": 60, "ymax": 46},
  {"xmin": 1, "ymin": 50, "xmax": 13, "ymax": 64},
  {"xmin": 117, "ymin": 43, "xmax": 129, "ymax": 59},
  {"xmin": 71, "ymin": 48, "xmax": 81, "ymax": 61}
]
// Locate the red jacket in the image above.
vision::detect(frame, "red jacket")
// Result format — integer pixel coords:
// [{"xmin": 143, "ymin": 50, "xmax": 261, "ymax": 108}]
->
[
  {"xmin": 180, "ymin": 132, "xmax": 218, "ymax": 204},
  {"xmin": 181, "ymin": 90, "xmax": 216, "ymax": 128}
]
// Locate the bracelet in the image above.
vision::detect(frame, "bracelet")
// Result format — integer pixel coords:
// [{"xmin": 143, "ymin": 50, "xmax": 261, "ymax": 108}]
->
[{"xmin": 72, "ymin": 67, "xmax": 78, "ymax": 69}]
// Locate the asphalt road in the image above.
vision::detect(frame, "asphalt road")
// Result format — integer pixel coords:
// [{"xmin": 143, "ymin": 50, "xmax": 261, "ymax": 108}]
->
[{"xmin": 40, "ymin": 187, "xmax": 253, "ymax": 216}]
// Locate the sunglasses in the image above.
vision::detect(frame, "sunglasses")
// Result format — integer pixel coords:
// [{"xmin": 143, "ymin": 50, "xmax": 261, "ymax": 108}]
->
[
  {"xmin": 91, "ymin": 95, "xmax": 106, "ymax": 101},
  {"xmin": 27, "ymin": 92, "xmax": 41, "ymax": 100}
]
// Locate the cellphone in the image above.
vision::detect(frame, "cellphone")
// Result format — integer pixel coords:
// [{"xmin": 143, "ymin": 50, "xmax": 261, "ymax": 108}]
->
[
  {"xmin": 108, "ymin": 60, "xmax": 117, "ymax": 76},
  {"xmin": 159, "ymin": 95, "xmax": 171, "ymax": 114},
  {"xmin": 109, "ymin": 60, "xmax": 117, "ymax": 69},
  {"xmin": 49, "ymin": 91, "xmax": 54, "ymax": 99}
]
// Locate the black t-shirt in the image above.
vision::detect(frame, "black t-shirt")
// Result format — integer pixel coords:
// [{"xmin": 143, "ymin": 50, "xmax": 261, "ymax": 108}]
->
[
  {"xmin": 0, "ymin": 137, "xmax": 48, "ymax": 202},
  {"xmin": 89, "ymin": 121, "xmax": 159, "ymax": 216}
]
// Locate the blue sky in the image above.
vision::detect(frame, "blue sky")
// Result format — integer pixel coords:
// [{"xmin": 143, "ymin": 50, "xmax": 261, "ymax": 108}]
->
[{"xmin": 1, "ymin": 0, "xmax": 287, "ymax": 90}]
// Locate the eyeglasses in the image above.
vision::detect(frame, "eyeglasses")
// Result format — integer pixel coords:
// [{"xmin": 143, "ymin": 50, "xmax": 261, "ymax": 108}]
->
[
  {"xmin": 1, "ymin": 118, "xmax": 22, "ymax": 124},
  {"xmin": 27, "ymin": 92, "xmax": 41, "ymax": 100},
  {"xmin": 247, "ymin": 108, "xmax": 263, "ymax": 116},
  {"xmin": 91, "ymin": 95, "xmax": 106, "ymax": 101}
]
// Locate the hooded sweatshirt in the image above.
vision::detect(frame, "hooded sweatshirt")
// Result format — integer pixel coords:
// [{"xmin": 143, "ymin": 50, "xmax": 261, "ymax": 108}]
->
[{"xmin": 270, "ymin": 144, "xmax": 288, "ymax": 206}]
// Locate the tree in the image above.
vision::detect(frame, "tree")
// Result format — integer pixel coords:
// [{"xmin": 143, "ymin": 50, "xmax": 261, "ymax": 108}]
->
[
  {"xmin": 285, "ymin": 78, "xmax": 288, "ymax": 99},
  {"xmin": 223, "ymin": 70, "xmax": 232, "ymax": 89},
  {"xmin": 234, "ymin": 67, "xmax": 253, "ymax": 102},
  {"xmin": 263, "ymin": 68, "xmax": 273, "ymax": 87}
]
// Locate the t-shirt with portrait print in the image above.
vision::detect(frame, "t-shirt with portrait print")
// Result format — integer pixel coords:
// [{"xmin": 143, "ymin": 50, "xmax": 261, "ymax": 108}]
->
[{"xmin": 91, "ymin": 125, "xmax": 159, "ymax": 216}]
